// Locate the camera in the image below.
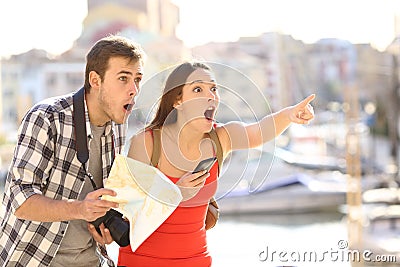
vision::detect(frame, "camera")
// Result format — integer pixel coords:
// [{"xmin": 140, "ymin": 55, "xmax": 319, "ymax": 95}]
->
[{"xmin": 90, "ymin": 209, "xmax": 130, "ymax": 247}]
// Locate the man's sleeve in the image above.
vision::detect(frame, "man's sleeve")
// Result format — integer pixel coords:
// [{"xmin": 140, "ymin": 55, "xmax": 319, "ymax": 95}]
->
[{"xmin": 8, "ymin": 109, "xmax": 55, "ymax": 213}]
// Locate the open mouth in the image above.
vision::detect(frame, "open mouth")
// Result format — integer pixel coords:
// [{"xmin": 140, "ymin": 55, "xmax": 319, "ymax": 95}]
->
[
  {"xmin": 124, "ymin": 103, "xmax": 134, "ymax": 112},
  {"xmin": 204, "ymin": 106, "xmax": 216, "ymax": 122}
]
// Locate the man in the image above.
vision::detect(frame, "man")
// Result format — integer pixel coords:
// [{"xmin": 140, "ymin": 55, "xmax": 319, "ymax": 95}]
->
[{"xmin": 0, "ymin": 35, "xmax": 145, "ymax": 266}]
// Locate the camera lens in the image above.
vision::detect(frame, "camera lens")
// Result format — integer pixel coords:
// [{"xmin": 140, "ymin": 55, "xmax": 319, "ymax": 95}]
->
[
  {"xmin": 90, "ymin": 209, "xmax": 130, "ymax": 247},
  {"xmin": 106, "ymin": 215, "xmax": 130, "ymax": 247}
]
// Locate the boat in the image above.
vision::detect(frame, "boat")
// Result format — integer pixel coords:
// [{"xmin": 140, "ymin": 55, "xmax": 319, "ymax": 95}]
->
[
  {"xmin": 347, "ymin": 187, "xmax": 400, "ymax": 266},
  {"xmin": 216, "ymin": 143, "xmax": 383, "ymax": 215},
  {"xmin": 217, "ymin": 172, "xmax": 347, "ymax": 214},
  {"xmin": 217, "ymin": 150, "xmax": 349, "ymax": 214}
]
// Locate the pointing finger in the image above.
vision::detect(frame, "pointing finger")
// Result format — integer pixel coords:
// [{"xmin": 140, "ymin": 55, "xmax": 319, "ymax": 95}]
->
[{"xmin": 298, "ymin": 94, "xmax": 316, "ymax": 107}]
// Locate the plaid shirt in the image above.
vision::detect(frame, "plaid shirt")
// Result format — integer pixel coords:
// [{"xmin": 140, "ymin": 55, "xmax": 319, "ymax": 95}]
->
[{"xmin": 0, "ymin": 91, "xmax": 126, "ymax": 266}]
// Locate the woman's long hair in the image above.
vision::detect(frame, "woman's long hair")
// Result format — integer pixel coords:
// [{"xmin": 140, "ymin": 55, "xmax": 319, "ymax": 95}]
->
[{"xmin": 146, "ymin": 61, "xmax": 211, "ymax": 130}]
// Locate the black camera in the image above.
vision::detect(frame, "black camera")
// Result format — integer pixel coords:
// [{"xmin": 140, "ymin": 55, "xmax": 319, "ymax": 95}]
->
[{"xmin": 90, "ymin": 209, "xmax": 130, "ymax": 247}]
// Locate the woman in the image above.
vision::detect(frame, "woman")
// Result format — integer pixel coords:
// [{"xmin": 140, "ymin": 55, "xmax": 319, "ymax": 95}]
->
[{"xmin": 118, "ymin": 61, "xmax": 315, "ymax": 266}]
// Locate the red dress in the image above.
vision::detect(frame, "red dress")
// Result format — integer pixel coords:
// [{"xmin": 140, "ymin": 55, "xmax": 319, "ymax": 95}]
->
[{"xmin": 117, "ymin": 162, "xmax": 218, "ymax": 267}]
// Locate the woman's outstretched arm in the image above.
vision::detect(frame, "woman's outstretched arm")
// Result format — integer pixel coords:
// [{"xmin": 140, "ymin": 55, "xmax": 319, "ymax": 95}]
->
[{"xmin": 217, "ymin": 94, "xmax": 315, "ymax": 154}]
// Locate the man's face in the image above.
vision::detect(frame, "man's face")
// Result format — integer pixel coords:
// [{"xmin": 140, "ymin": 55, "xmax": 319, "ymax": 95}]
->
[{"xmin": 97, "ymin": 57, "xmax": 143, "ymax": 125}]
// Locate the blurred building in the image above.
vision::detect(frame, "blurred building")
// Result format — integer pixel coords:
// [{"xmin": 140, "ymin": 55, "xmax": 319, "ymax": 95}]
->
[
  {"xmin": 0, "ymin": 1, "xmax": 397, "ymax": 139},
  {"xmin": 191, "ymin": 35, "xmax": 394, "ymax": 130},
  {"xmin": 0, "ymin": 61, "xmax": 2, "ymax": 138},
  {"xmin": 71, "ymin": 0, "xmax": 187, "ymax": 74},
  {"xmin": 1, "ymin": 50, "xmax": 50, "ymax": 134},
  {"xmin": 78, "ymin": 0, "xmax": 179, "ymax": 47},
  {"xmin": 0, "ymin": 0, "xmax": 186, "ymax": 135},
  {"xmin": 241, "ymin": 33, "xmax": 311, "ymax": 109},
  {"xmin": 308, "ymin": 39, "xmax": 357, "ymax": 107},
  {"xmin": 191, "ymin": 33, "xmax": 312, "ymax": 121}
]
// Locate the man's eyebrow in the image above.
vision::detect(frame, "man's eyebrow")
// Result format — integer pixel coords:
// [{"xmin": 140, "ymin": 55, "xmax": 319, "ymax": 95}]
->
[
  {"xmin": 117, "ymin": 70, "xmax": 133, "ymax": 75},
  {"xmin": 190, "ymin": 79, "xmax": 216, "ymax": 84}
]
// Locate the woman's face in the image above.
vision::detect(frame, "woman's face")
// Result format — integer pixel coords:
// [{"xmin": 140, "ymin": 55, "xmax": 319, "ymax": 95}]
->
[{"xmin": 175, "ymin": 68, "xmax": 220, "ymax": 131}]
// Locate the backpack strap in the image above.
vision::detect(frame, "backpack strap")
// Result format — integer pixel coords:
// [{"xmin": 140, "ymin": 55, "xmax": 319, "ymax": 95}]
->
[
  {"xmin": 208, "ymin": 128, "xmax": 223, "ymax": 175},
  {"xmin": 149, "ymin": 127, "xmax": 223, "ymax": 174},
  {"xmin": 150, "ymin": 128, "xmax": 161, "ymax": 167}
]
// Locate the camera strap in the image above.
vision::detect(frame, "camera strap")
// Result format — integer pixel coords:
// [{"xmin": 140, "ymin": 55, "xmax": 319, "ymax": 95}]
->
[
  {"xmin": 73, "ymin": 87, "xmax": 98, "ymax": 190},
  {"xmin": 73, "ymin": 87, "xmax": 89, "ymax": 165},
  {"xmin": 73, "ymin": 87, "xmax": 117, "ymax": 267}
]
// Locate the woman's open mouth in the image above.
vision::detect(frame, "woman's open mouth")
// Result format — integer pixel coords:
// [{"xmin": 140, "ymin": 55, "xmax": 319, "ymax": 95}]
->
[{"xmin": 204, "ymin": 106, "xmax": 216, "ymax": 122}]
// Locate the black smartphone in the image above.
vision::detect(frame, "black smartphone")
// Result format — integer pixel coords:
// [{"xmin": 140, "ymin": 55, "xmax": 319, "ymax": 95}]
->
[{"xmin": 192, "ymin": 157, "xmax": 217, "ymax": 174}]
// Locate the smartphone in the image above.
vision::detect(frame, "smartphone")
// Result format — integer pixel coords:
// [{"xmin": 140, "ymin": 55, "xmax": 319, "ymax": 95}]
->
[{"xmin": 192, "ymin": 157, "xmax": 217, "ymax": 174}]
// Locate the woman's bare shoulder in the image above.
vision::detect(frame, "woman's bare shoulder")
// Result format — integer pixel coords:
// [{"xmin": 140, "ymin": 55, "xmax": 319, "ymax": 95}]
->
[
  {"xmin": 215, "ymin": 122, "xmax": 247, "ymax": 155},
  {"xmin": 130, "ymin": 129, "xmax": 152, "ymax": 143},
  {"xmin": 127, "ymin": 129, "xmax": 154, "ymax": 163}
]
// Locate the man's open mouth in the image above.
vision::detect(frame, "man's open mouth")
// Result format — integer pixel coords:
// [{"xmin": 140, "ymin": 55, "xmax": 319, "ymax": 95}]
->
[{"xmin": 124, "ymin": 103, "xmax": 134, "ymax": 111}]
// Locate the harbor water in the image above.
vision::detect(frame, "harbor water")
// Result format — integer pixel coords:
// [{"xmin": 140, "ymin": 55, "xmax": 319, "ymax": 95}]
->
[
  {"xmin": 107, "ymin": 212, "xmax": 352, "ymax": 267},
  {"xmin": 208, "ymin": 213, "xmax": 348, "ymax": 267}
]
